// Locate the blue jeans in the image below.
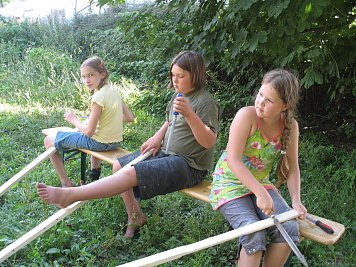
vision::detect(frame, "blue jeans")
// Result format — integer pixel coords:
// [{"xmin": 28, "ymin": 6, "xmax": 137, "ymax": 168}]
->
[{"xmin": 55, "ymin": 131, "xmax": 120, "ymax": 152}]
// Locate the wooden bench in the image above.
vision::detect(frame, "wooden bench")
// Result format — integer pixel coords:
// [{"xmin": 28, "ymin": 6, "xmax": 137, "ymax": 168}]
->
[{"xmin": 42, "ymin": 127, "xmax": 345, "ymax": 246}]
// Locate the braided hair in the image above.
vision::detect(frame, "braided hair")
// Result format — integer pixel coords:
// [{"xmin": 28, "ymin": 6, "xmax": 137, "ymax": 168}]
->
[{"xmin": 262, "ymin": 69, "xmax": 300, "ymax": 187}]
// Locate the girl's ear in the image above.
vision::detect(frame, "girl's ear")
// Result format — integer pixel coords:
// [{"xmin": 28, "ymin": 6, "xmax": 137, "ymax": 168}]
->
[{"xmin": 282, "ymin": 103, "xmax": 288, "ymax": 112}]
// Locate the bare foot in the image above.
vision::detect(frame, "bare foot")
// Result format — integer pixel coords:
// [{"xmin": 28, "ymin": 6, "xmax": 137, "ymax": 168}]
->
[
  {"xmin": 36, "ymin": 182, "xmax": 73, "ymax": 208},
  {"xmin": 124, "ymin": 214, "xmax": 147, "ymax": 238}
]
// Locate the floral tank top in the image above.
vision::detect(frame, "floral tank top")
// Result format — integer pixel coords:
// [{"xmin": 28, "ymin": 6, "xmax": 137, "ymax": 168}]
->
[{"xmin": 210, "ymin": 118, "xmax": 283, "ymax": 210}]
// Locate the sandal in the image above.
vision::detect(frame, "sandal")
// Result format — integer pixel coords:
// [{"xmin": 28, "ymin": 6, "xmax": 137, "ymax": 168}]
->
[
  {"xmin": 88, "ymin": 168, "xmax": 101, "ymax": 181},
  {"xmin": 124, "ymin": 218, "xmax": 147, "ymax": 239}
]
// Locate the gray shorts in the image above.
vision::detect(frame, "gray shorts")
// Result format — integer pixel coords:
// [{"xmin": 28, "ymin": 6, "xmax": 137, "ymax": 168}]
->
[
  {"xmin": 218, "ymin": 189, "xmax": 300, "ymax": 256},
  {"xmin": 55, "ymin": 131, "xmax": 120, "ymax": 152},
  {"xmin": 117, "ymin": 151, "xmax": 207, "ymax": 200}
]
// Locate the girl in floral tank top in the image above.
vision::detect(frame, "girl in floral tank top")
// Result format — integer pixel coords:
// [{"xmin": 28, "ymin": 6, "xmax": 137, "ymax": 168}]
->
[
  {"xmin": 210, "ymin": 117, "xmax": 282, "ymax": 210},
  {"xmin": 210, "ymin": 69, "xmax": 307, "ymax": 266}
]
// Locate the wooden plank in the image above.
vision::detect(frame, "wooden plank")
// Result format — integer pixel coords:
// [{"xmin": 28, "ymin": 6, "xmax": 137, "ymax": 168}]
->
[
  {"xmin": 117, "ymin": 210, "xmax": 300, "ymax": 267},
  {"xmin": 0, "ymin": 147, "xmax": 56, "ymax": 197},
  {"xmin": 180, "ymin": 179, "xmax": 211, "ymax": 203},
  {"xmin": 181, "ymin": 180, "xmax": 345, "ymax": 246},
  {"xmin": 298, "ymin": 214, "xmax": 345, "ymax": 245},
  {"xmin": 0, "ymin": 200, "xmax": 88, "ymax": 262},
  {"xmin": 79, "ymin": 148, "xmax": 129, "ymax": 165},
  {"xmin": 0, "ymin": 151, "xmax": 153, "ymax": 263},
  {"xmin": 0, "ymin": 127, "xmax": 80, "ymax": 196}
]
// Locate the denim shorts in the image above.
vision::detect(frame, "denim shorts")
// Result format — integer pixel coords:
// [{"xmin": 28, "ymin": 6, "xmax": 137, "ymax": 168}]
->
[
  {"xmin": 117, "ymin": 150, "xmax": 207, "ymax": 200},
  {"xmin": 54, "ymin": 131, "xmax": 120, "ymax": 152},
  {"xmin": 218, "ymin": 189, "xmax": 300, "ymax": 256}
]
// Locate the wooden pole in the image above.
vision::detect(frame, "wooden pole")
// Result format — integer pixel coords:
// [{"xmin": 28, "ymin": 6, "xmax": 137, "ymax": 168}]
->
[
  {"xmin": 0, "ymin": 147, "xmax": 56, "ymax": 197},
  {"xmin": 0, "ymin": 151, "xmax": 152, "ymax": 263},
  {"xmin": 0, "ymin": 200, "xmax": 87, "ymax": 262},
  {"xmin": 117, "ymin": 210, "xmax": 300, "ymax": 267}
]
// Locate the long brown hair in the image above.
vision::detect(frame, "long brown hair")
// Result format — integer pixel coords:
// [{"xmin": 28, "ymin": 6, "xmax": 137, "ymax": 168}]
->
[{"xmin": 262, "ymin": 69, "xmax": 300, "ymax": 187}]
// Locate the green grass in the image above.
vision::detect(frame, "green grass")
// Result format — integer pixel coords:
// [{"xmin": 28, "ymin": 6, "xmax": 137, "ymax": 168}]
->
[{"xmin": 0, "ymin": 54, "xmax": 355, "ymax": 267}]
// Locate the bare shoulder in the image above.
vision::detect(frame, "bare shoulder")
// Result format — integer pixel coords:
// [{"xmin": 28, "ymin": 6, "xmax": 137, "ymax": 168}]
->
[
  {"xmin": 231, "ymin": 106, "xmax": 257, "ymax": 134},
  {"xmin": 235, "ymin": 106, "xmax": 257, "ymax": 119},
  {"xmin": 236, "ymin": 106, "xmax": 257, "ymax": 117}
]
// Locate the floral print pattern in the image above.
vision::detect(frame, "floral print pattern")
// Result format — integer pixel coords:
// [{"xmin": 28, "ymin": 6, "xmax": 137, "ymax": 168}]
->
[{"xmin": 210, "ymin": 129, "xmax": 282, "ymax": 210}]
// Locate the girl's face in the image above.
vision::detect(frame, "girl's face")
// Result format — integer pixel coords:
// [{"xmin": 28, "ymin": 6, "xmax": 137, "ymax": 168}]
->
[
  {"xmin": 255, "ymin": 82, "xmax": 287, "ymax": 119},
  {"xmin": 171, "ymin": 64, "xmax": 193, "ymax": 95},
  {"xmin": 80, "ymin": 66, "xmax": 105, "ymax": 91}
]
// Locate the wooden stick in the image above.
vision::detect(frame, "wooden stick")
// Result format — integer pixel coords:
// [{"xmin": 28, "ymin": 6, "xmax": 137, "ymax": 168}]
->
[
  {"xmin": 117, "ymin": 210, "xmax": 300, "ymax": 267},
  {"xmin": 0, "ymin": 151, "xmax": 152, "ymax": 263},
  {"xmin": 0, "ymin": 200, "xmax": 87, "ymax": 262},
  {"xmin": 0, "ymin": 147, "xmax": 56, "ymax": 197}
]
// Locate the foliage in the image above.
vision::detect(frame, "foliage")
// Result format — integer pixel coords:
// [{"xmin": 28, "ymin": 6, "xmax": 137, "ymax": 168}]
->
[
  {"xmin": 95, "ymin": 0, "xmax": 355, "ymax": 139},
  {"xmin": 0, "ymin": 2, "xmax": 355, "ymax": 266},
  {"xmin": 156, "ymin": 0, "xmax": 355, "ymax": 135}
]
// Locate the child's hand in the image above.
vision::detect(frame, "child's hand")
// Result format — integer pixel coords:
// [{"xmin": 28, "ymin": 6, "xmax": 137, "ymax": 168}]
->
[
  {"xmin": 256, "ymin": 191, "xmax": 275, "ymax": 216},
  {"xmin": 292, "ymin": 202, "xmax": 307, "ymax": 220},
  {"xmin": 141, "ymin": 136, "xmax": 161, "ymax": 156},
  {"xmin": 173, "ymin": 96, "xmax": 193, "ymax": 117},
  {"xmin": 64, "ymin": 111, "xmax": 78, "ymax": 125}
]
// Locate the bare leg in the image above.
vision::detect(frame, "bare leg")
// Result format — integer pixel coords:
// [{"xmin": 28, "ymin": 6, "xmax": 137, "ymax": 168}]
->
[
  {"xmin": 112, "ymin": 161, "xmax": 147, "ymax": 238},
  {"xmin": 44, "ymin": 135, "xmax": 73, "ymax": 187},
  {"xmin": 91, "ymin": 155, "xmax": 101, "ymax": 170},
  {"xmin": 262, "ymin": 243, "xmax": 291, "ymax": 267},
  {"xmin": 37, "ymin": 164, "xmax": 138, "ymax": 208},
  {"xmin": 238, "ymin": 247, "xmax": 262, "ymax": 267},
  {"xmin": 121, "ymin": 190, "xmax": 147, "ymax": 238}
]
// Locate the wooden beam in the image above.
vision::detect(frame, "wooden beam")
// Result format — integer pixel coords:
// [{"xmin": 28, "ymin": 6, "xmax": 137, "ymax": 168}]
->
[
  {"xmin": 0, "ymin": 151, "xmax": 152, "ymax": 263},
  {"xmin": 0, "ymin": 147, "xmax": 56, "ymax": 197},
  {"xmin": 0, "ymin": 200, "xmax": 87, "ymax": 262},
  {"xmin": 117, "ymin": 210, "xmax": 300, "ymax": 267}
]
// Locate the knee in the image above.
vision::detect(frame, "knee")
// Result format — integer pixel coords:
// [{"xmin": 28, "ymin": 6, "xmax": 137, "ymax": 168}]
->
[
  {"xmin": 112, "ymin": 161, "xmax": 122, "ymax": 173},
  {"xmin": 285, "ymin": 219, "xmax": 300, "ymax": 239},
  {"xmin": 271, "ymin": 219, "xmax": 300, "ymax": 242},
  {"xmin": 44, "ymin": 135, "xmax": 54, "ymax": 149},
  {"xmin": 240, "ymin": 230, "xmax": 266, "ymax": 255}
]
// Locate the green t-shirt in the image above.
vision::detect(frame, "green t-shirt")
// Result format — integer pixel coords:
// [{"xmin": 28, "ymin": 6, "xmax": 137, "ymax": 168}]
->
[{"xmin": 162, "ymin": 89, "xmax": 221, "ymax": 171}]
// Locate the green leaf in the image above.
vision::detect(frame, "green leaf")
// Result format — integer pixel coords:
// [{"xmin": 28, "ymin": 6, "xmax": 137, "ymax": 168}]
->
[
  {"xmin": 280, "ymin": 51, "xmax": 296, "ymax": 66},
  {"xmin": 46, "ymin": 248, "xmax": 61, "ymax": 254},
  {"xmin": 305, "ymin": 2, "xmax": 312, "ymax": 13},
  {"xmin": 235, "ymin": 0, "xmax": 258, "ymax": 11},
  {"xmin": 267, "ymin": 0, "xmax": 290, "ymax": 18},
  {"xmin": 256, "ymin": 31, "xmax": 267, "ymax": 43},
  {"xmin": 301, "ymin": 68, "xmax": 323, "ymax": 88}
]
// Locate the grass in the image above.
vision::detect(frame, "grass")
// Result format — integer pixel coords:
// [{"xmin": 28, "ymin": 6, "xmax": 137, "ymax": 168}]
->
[{"xmin": 0, "ymin": 56, "xmax": 355, "ymax": 267}]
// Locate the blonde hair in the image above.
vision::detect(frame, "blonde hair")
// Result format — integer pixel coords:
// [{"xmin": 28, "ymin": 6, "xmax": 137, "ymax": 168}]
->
[
  {"xmin": 262, "ymin": 69, "xmax": 300, "ymax": 187},
  {"xmin": 81, "ymin": 56, "xmax": 109, "ymax": 91}
]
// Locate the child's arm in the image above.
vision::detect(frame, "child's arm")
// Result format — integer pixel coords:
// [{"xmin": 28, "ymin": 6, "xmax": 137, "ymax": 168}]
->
[
  {"xmin": 285, "ymin": 119, "xmax": 307, "ymax": 219},
  {"xmin": 64, "ymin": 103, "xmax": 101, "ymax": 137},
  {"xmin": 141, "ymin": 121, "xmax": 169, "ymax": 155},
  {"xmin": 122, "ymin": 101, "xmax": 134, "ymax": 123},
  {"xmin": 174, "ymin": 96, "xmax": 217, "ymax": 149},
  {"xmin": 226, "ymin": 107, "xmax": 275, "ymax": 215}
]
